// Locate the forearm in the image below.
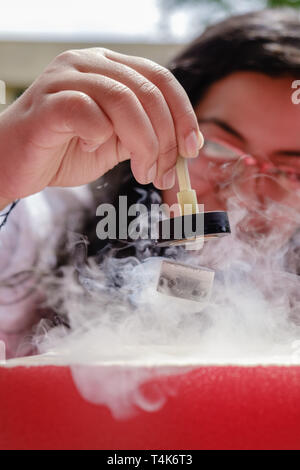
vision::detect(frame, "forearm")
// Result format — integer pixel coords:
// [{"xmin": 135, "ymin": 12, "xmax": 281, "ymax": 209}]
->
[{"xmin": 0, "ymin": 105, "xmax": 23, "ymax": 209}]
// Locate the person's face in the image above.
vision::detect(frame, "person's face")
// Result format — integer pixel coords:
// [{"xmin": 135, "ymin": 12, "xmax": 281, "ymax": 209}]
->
[{"xmin": 163, "ymin": 71, "xmax": 300, "ymax": 239}]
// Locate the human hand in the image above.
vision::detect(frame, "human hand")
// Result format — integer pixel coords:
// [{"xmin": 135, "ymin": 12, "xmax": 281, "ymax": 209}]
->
[{"xmin": 0, "ymin": 47, "xmax": 203, "ymax": 207}]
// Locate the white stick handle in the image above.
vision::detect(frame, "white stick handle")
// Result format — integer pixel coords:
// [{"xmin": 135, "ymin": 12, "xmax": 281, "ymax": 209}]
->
[{"xmin": 176, "ymin": 156, "xmax": 191, "ymax": 192}]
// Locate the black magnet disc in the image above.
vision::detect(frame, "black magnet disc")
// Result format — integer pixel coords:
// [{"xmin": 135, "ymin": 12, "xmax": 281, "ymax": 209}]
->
[{"xmin": 155, "ymin": 211, "xmax": 231, "ymax": 247}]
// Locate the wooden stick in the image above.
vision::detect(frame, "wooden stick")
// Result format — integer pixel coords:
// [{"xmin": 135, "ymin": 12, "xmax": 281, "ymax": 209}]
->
[
  {"xmin": 176, "ymin": 156, "xmax": 191, "ymax": 192},
  {"xmin": 176, "ymin": 156, "xmax": 199, "ymax": 215}
]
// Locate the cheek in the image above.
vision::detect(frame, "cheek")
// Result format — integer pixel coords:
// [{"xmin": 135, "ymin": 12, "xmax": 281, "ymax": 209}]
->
[{"xmin": 189, "ymin": 157, "xmax": 237, "ymax": 198}]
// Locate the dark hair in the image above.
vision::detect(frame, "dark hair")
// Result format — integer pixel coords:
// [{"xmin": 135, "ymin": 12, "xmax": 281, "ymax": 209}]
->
[{"xmin": 169, "ymin": 8, "xmax": 300, "ymax": 106}]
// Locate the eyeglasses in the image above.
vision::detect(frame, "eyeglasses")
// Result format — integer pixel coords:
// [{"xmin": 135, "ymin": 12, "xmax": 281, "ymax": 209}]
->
[{"xmin": 199, "ymin": 139, "xmax": 300, "ymax": 188}]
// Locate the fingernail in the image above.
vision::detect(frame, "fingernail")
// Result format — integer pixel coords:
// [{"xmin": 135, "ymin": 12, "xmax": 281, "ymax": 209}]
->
[
  {"xmin": 162, "ymin": 167, "xmax": 176, "ymax": 189},
  {"xmin": 185, "ymin": 130, "xmax": 203, "ymax": 158},
  {"xmin": 147, "ymin": 161, "xmax": 157, "ymax": 183},
  {"xmin": 197, "ymin": 129, "xmax": 204, "ymax": 149}
]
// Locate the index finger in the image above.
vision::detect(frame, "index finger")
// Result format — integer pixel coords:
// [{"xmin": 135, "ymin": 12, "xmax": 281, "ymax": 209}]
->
[{"xmin": 102, "ymin": 49, "xmax": 204, "ymax": 159}]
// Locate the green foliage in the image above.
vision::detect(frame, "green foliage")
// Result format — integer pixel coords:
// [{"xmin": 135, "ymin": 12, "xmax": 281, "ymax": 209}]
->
[
  {"xmin": 267, "ymin": 0, "xmax": 300, "ymax": 6},
  {"xmin": 159, "ymin": 0, "xmax": 300, "ymax": 9}
]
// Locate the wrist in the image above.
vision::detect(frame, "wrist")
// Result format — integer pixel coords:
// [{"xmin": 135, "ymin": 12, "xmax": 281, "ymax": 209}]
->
[{"xmin": 0, "ymin": 197, "xmax": 14, "ymax": 212}]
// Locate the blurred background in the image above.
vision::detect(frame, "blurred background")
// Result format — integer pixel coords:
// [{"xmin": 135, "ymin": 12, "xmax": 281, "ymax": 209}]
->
[{"xmin": 0, "ymin": 0, "xmax": 299, "ymax": 105}]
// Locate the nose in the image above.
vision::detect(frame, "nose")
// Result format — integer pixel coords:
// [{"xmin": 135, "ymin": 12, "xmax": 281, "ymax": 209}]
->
[{"xmin": 243, "ymin": 154, "xmax": 275, "ymax": 173}]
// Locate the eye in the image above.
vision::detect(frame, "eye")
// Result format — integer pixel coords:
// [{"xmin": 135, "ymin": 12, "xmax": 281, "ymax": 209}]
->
[
  {"xmin": 272, "ymin": 157, "xmax": 300, "ymax": 181},
  {"xmin": 201, "ymin": 141, "xmax": 241, "ymax": 162},
  {"xmin": 278, "ymin": 167, "xmax": 300, "ymax": 182}
]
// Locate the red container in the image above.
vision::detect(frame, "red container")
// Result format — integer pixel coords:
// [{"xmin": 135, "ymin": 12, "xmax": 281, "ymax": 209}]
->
[{"xmin": 1, "ymin": 362, "xmax": 300, "ymax": 450}]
